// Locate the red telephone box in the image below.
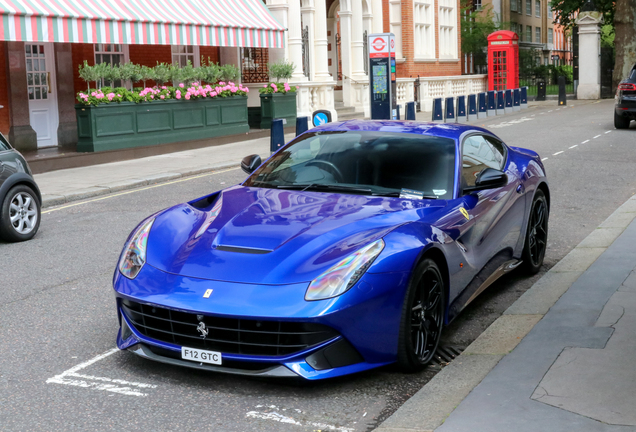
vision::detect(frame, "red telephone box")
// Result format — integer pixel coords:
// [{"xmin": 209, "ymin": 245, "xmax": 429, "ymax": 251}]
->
[{"xmin": 487, "ymin": 30, "xmax": 519, "ymax": 91}]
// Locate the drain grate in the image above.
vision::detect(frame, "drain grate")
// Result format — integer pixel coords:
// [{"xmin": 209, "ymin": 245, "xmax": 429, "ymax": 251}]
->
[{"xmin": 430, "ymin": 345, "xmax": 464, "ymax": 367}]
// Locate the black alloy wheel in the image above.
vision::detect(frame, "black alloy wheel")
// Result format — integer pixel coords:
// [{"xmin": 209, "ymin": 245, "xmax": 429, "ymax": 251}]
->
[
  {"xmin": 397, "ymin": 258, "xmax": 445, "ymax": 372},
  {"xmin": 522, "ymin": 189, "xmax": 548, "ymax": 274}
]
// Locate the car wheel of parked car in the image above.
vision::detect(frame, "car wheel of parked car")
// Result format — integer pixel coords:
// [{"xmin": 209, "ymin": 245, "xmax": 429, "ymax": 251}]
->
[
  {"xmin": 522, "ymin": 189, "xmax": 548, "ymax": 274},
  {"xmin": 397, "ymin": 258, "xmax": 445, "ymax": 372},
  {"xmin": 0, "ymin": 185, "xmax": 41, "ymax": 242},
  {"xmin": 614, "ymin": 111, "xmax": 631, "ymax": 129}
]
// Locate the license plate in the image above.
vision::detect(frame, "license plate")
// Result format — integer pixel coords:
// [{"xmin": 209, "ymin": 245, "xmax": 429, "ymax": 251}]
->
[{"xmin": 181, "ymin": 347, "xmax": 222, "ymax": 365}]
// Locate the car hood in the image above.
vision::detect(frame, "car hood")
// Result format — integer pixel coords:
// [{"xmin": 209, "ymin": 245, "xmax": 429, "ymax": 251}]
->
[{"xmin": 146, "ymin": 185, "xmax": 446, "ymax": 284}]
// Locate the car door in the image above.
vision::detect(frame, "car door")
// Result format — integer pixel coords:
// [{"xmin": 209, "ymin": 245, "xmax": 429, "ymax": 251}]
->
[
  {"xmin": 0, "ymin": 134, "xmax": 13, "ymax": 186},
  {"xmin": 455, "ymin": 133, "xmax": 525, "ymax": 279}
]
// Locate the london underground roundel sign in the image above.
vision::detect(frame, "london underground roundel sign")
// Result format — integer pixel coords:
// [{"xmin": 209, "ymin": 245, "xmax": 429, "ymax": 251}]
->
[{"xmin": 370, "ymin": 35, "xmax": 389, "ymax": 58}]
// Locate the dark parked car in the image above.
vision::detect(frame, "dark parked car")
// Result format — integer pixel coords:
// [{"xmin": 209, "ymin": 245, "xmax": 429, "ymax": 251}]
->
[
  {"xmin": 615, "ymin": 64, "xmax": 636, "ymax": 129},
  {"xmin": 0, "ymin": 133, "xmax": 41, "ymax": 242}
]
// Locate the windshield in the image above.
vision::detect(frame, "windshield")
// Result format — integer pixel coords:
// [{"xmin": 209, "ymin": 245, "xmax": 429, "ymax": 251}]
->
[{"xmin": 243, "ymin": 131, "xmax": 456, "ymax": 200}]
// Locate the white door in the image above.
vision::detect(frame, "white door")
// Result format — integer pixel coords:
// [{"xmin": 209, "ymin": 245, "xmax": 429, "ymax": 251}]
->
[{"xmin": 26, "ymin": 43, "xmax": 59, "ymax": 148}]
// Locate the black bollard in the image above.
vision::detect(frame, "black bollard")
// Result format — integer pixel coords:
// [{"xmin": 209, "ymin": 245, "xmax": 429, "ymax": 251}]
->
[
  {"xmin": 270, "ymin": 118, "xmax": 285, "ymax": 153},
  {"xmin": 396, "ymin": 104, "xmax": 401, "ymax": 120},
  {"xmin": 558, "ymin": 76, "xmax": 567, "ymax": 106},
  {"xmin": 536, "ymin": 81, "xmax": 546, "ymax": 101},
  {"xmin": 406, "ymin": 102, "xmax": 416, "ymax": 120},
  {"xmin": 296, "ymin": 116, "xmax": 308, "ymax": 136}
]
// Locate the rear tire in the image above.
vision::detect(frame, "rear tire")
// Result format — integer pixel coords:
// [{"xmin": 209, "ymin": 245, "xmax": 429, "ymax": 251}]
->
[
  {"xmin": 614, "ymin": 111, "xmax": 631, "ymax": 129},
  {"xmin": 397, "ymin": 258, "xmax": 445, "ymax": 372},
  {"xmin": 521, "ymin": 189, "xmax": 548, "ymax": 274},
  {"xmin": 0, "ymin": 185, "xmax": 41, "ymax": 242}
]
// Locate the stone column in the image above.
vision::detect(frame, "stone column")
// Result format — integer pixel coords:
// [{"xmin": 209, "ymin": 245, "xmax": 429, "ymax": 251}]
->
[
  {"xmin": 289, "ymin": 0, "xmax": 307, "ymax": 81},
  {"xmin": 372, "ymin": 0, "xmax": 384, "ymax": 33},
  {"xmin": 575, "ymin": 11, "xmax": 603, "ymax": 100},
  {"xmin": 313, "ymin": 0, "xmax": 333, "ymax": 81},
  {"xmin": 339, "ymin": 0, "xmax": 353, "ymax": 105},
  {"xmin": 350, "ymin": 0, "xmax": 366, "ymax": 78},
  {"xmin": 55, "ymin": 43, "xmax": 77, "ymax": 147},
  {"xmin": 5, "ymin": 42, "xmax": 37, "ymax": 152},
  {"xmin": 301, "ymin": 0, "xmax": 316, "ymax": 81},
  {"xmin": 265, "ymin": 0, "xmax": 289, "ymax": 65}
]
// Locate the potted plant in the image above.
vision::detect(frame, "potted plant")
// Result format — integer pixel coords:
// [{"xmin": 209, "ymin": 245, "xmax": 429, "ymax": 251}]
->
[{"xmin": 259, "ymin": 60, "xmax": 297, "ymax": 129}]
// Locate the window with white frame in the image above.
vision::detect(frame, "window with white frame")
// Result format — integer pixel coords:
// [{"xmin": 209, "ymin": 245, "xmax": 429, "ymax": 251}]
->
[
  {"xmin": 526, "ymin": 25, "xmax": 532, "ymax": 42},
  {"xmin": 526, "ymin": 0, "xmax": 532, "ymax": 14},
  {"xmin": 535, "ymin": 27, "xmax": 541, "ymax": 43},
  {"xmin": 414, "ymin": 0, "xmax": 435, "ymax": 58},
  {"xmin": 548, "ymin": 28, "xmax": 553, "ymax": 44},
  {"xmin": 473, "ymin": 0, "xmax": 482, "ymax": 10},
  {"xmin": 172, "ymin": 45, "xmax": 200, "ymax": 67},
  {"xmin": 94, "ymin": 44, "xmax": 129, "ymax": 87},
  {"xmin": 389, "ymin": 0, "xmax": 403, "ymax": 59},
  {"xmin": 548, "ymin": 2, "xmax": 553, "ymax": 18},
  {"xmin": 535, "ymin": 0, "xmax": 541, "ymax": 16},
  {"xmin": 439, "ymin": 0, "xmax": 458, "ymax": 58}
]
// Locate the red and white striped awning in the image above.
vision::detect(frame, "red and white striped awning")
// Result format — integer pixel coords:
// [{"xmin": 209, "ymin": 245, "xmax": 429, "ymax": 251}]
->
[{"xmin": 0, "ymin": 0, "xmax": 285, "ymax": 48}]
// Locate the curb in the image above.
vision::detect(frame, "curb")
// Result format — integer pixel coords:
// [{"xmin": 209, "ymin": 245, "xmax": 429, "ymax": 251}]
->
[
  {"xmin": 40, "ymin": 161, "xmax": 240, "ymax": 209},
  {"xmin": 375, "ymin": 193, "xmax": 636, "ymax": 432}
]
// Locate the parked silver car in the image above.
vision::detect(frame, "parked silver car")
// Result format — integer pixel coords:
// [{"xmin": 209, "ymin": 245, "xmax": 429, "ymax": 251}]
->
[{"xmin": 0, "ymin": 134, "xmax": 41, "ymax": 242}]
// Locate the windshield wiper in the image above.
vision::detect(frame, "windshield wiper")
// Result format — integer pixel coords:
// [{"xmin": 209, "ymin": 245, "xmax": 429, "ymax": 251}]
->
[
  {"xmin": 276, "ymin": 184, "xmax": 374, "ymax": 194},
  {"xmin": 372, "ymin": 191, "xmax": 439, "ymax": 199}
]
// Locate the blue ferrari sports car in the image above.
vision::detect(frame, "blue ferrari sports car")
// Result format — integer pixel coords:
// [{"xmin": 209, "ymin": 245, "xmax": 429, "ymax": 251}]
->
[{"xmin": 113, "ymin": 120, "xmax": 549, "ymax": 380}]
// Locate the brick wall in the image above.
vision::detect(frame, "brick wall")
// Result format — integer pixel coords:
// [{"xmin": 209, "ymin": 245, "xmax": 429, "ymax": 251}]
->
[{"xmin": 0, "ymin": 43, "xmax": 10, "ymax": 136}]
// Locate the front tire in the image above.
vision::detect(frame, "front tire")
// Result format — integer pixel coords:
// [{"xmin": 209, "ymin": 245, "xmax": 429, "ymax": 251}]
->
[
  {"xmin": 0, "ymin": 185, "xmax": 41, "ymax": 242},
  {"xmin": 614, "ymin": 111, "xmax": 631, "ymax": 129},
  {"xmin": 521, "ymin": 189, "xmax": 548, "ymax": 274},
  {"xmin": 397, "ymin": 258, "xmax": 445, "ymax": 372}
]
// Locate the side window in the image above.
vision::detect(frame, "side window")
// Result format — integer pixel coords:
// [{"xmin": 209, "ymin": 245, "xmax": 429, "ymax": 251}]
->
[
  {"xmin": 0, "ymin": 133, "xmax": 11, "ymax": 151},
  {"xmin": 461, "ymin": 135, "xmax": 505, "ymax": 187},
  {"xmin": 483, "ymin": 136, "xmax": 507, "ymax": 168}
]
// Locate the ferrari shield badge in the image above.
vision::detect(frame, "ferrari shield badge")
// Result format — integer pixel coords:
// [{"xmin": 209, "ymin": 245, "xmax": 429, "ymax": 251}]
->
[
  {"xmin": 203, "ymin": 289, "xmax": 213, "ymax": 298},
  {"xmin": 460, "ymin": 208, "xmax": 470, "ymax": 220}
]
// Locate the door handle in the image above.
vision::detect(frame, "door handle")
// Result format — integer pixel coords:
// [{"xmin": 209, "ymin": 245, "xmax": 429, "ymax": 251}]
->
[
  {"xmin": 47, "ymin": 72, "xmax": 51, "ymax": 93},
  {"xmin": 516, "ymin": 184, "xmax": 524, "ymax": 194}
]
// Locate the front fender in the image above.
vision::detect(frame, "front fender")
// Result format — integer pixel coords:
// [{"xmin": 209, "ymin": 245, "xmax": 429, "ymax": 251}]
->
[{"xmin": 0, "ymin": 172, "xmax": 41, "ymax": 205}]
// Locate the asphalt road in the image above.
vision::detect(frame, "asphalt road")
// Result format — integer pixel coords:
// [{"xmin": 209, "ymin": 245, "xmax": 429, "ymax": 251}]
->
[{"xmin": 0, "ymin": 99, "xmax": 633, "ymax": 431}]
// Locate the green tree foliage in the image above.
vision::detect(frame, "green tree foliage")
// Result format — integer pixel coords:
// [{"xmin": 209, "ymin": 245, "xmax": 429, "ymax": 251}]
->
[{"xmin": 461, "ymin": 1, "xmax": 500, "ymax": 72}]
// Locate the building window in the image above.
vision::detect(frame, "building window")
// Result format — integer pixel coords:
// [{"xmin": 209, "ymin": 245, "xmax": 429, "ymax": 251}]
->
[
  {"xmin": 414, "ymin": 0, "xmax": 435, "ymax": 58},
  {"xmin": 526, "ymin": 25, "xmax": 532, "ymax": 42},
  {"xmin": 473, "ymin": 0, "xmax": 482, "ymax": 10},
  {"xmin": 548, "ymin": 28, "xmax": 553, "ymax": 44},
  {"xmin": 172, "ymin": 45, "xmax": 200, "ymax": 67},
  {"xmin": 511, "ymin": 0, "xmax": 518, "ymax": 12},
  {"xmin": 241, "ymin": 48, "xmax": 269, "ymax": 83},
  {"xmin": 389, "ymin": 0, "xmax": 403, "ymax": 59},
  {"xmin": 536, "ymin": 27, "xmax": 541, "ymax": 43},
  {"xmin": 439, "ymin": 0, "xmax": 458, "ymax": 58},
  {"xmin": 535, "ymin": 0, "xmax": 541, "ymax": 16},
  {"xmin": 518, "ymin": 24, "xmax": 523, "ymax": 40},
  {"xmin": 548, "ymin": 2, "xmax": 553, "ymax": 18},
  {"xmin": 94, "ymin": 44, "xmax": 128, "ymax": 87},
  {"xmin": 526, "ymin": 0, "xmax": 532, "ymax": 14}
]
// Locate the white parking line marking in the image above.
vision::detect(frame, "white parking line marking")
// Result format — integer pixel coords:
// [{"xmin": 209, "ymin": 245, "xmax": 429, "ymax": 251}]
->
[
  {"xmin": 582, "ymin": 140, "xmax": 590, "ymax": 144},
  {"xmin": 569, "ymin": 145, "xmax": 578, "ymax": 149},
  {"xmin": 548, "ymin": 110, "xmax": 553, "ymax": 112},
  {"xmin": 488, "ymin": 117, "xmax": 534, "ymax": 129},
  {"xmin": 247, "ymin": 406, "xmax": 354, "ymax": 432},
  {"xmin": 46, "ymin": 348, "xmax": 157, "ymax": 397},
  {"xmin": 593, "ymin": 135, "xmax": 601, "ymax": 139},
  {"xmin": 605, "ymin": 130, "xmax": 612, "ymax": 134},
  {"xmin": 553, "ymin": 151, "xmax": 564, "ymax": 156},
  {"xmin": 542, "ymin": 157, "xmax": 549, "ymax": 161}
]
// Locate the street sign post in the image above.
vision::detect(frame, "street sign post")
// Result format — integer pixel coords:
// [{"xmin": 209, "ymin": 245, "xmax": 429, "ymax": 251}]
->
[{"xmin": 368, "ymin": 33, "xmax": 397, "ymax": 120}]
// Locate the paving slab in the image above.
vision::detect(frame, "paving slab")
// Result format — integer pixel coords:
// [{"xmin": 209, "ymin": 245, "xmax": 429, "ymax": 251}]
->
[
  {"xmin": 462, "ymin": 314, "xmax": 542, "ymax": 355},
  {"xmin": 504, "ymin": 270, "xmax": 583, "ymax": 315},
  {"xmin": 549, "ymin": 246, "xmax": 605, "ymax": 272}
]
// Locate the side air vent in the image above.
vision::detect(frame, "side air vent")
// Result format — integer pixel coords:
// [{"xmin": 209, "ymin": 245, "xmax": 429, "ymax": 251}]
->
[{"xmin": 215, "ymin": 245, "xmax": 272, "ymax": 254}]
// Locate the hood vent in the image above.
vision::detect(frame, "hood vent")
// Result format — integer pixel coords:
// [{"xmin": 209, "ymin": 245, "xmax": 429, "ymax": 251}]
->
[{"xmin": 215, "ymin": 245, "xmax": 273, "ymax": 255}]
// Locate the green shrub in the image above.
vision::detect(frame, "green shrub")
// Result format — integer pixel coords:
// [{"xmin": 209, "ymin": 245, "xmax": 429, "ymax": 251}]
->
[{"xmin": 267, "ymin": 60, "xmax": 295, "ymax": 81}]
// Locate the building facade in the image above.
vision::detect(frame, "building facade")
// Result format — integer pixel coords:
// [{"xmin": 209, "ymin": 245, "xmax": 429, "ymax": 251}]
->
[{"xmin": 0, "ymin": 0, "xmax": 481, "ymax": 153}]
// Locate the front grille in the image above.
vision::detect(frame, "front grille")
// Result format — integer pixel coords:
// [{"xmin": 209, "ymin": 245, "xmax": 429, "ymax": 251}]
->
[{"xmin": 121, "ymin": 299, "xmax": 339, "ymax": 357}]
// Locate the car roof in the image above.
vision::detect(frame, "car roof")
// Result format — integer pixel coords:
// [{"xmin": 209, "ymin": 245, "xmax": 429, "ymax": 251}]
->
[{"xmin": 310, "ymin": 119, "xmax": 497, "ymax": 142}]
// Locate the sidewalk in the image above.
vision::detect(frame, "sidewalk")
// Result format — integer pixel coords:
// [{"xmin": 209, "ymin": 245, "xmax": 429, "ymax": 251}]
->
[
  {"xmin": 35, "ymin": 133, "xmax": 294, "ymax": 208},
  {"xmin": 376, "ymin": 194, "xmax": 636, "ymax": 432}
]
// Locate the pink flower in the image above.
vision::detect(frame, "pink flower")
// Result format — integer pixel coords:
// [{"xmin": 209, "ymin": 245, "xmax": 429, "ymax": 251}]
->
[
  {"xmin": 176, "ymin": 90, "xmax": 181, "ymax": 100},
  {"xmin": 91, "ymin": 92, "xmax": 96, "ymax": 97},
  {"xmin": 271, "ymin": 83, "xmax": 278, "ymax": 92},
  {"xmin": 263, "ymin": 84, "xmax": 267, "ymax": 88},
  {"xmin": 185, "ymin": 93, "xmax": 191, "ymax": 100},
  {"xmin": 150, "ymin": 95, "xmax": 154, "ymax": 99},
  {"xmin": 210, "ymin": 91, "xmax": 217, "ymax": 97},
  {"xmin": 160, "ymin": 95, "xmax": 165, "ymax": 99},
  {"xmin": 179, "ymin": 83, "xmax": 185, "ymax": 88},
  {"xmin": 117, "ymin": 94, "xmax": 122, "ymax": 97},
  {"xmin": 162, "ymin": 86, "xmax": 167, "ymax": 89},
  {"xmin": 284, "ymin": 83, "xmax": 291, "ymax": 92},
  {"xmin": 231, "ymin": 88, "xmax": 237, "ymax": 93},
  {"xmin": 219, "ymin": 81, "xmax": 225, "ymax": 85}
]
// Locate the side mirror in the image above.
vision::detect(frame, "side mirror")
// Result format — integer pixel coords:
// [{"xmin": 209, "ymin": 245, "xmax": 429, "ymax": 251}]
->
[
  {"xmin": 241, "ymin": 154, "xmax": 262, "ymax": 174},
  {"xmin": 464, "ymin": 168, "xmax": 508, "ymax": 193}
]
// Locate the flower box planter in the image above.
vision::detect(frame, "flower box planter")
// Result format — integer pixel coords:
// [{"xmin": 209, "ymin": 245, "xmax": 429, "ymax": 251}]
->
[
  {"xmin": 259, "ymin": 92, "xmax": 297, "ymax": 129},
  {"xmin": 75, "ymin": 96, "xmax": 249, "ymax": 152}
]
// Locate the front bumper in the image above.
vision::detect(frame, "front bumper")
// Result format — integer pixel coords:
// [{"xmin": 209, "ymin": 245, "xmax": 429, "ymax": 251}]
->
[{"xmin": 113, "ymin": 263, "xmax": 410, "ymax": 380}]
